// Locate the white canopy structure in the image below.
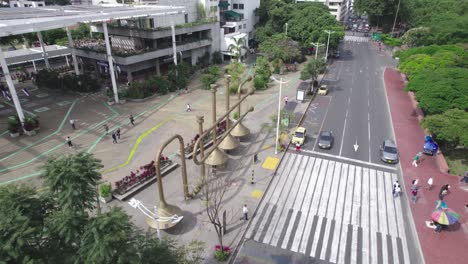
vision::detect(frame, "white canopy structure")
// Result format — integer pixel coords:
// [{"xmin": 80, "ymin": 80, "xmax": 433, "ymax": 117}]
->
[{"xmin": 0, "ymin": 4, "xmax": 185, "ymax": 123}]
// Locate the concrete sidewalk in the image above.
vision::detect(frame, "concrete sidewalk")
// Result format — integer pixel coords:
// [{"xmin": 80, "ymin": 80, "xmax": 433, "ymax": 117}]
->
[{"xmin": 384, "ymin": 68, "xmax": 468, "ymax": 264}]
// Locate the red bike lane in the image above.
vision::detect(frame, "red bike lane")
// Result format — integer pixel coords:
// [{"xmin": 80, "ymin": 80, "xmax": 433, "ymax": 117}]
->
[{"xmin": 384, "ymin": 68, "xmax": 468, "ymax": 264}]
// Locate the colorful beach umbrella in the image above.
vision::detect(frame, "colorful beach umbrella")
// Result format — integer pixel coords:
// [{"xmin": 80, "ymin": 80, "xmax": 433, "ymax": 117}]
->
[
  {"xmin": 435, "ymin": 200, "xmax": 447, "ymax": 209},
  {"xmin": 431, "ymin": 208, "xmax": 460, "ymax": 225}
]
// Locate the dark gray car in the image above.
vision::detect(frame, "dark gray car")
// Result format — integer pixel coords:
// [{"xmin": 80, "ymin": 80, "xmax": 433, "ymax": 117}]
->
[
  {"xmin": 380, "ymin": 139, "xmax": 399, "ymax": 164},
  {"xmin": 318, "ymin": 131, "xmax": 334, "ymax": 149}
]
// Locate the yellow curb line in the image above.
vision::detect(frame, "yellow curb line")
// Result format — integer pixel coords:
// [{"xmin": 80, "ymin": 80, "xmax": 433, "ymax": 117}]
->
[{"xmin": 101, "ymin": 115, "xmax": 175, "ymax": 174}]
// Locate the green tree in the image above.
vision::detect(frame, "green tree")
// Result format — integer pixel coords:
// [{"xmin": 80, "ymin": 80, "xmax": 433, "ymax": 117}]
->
[
  {"xmin": 0, "ymin": 186, "xmax": 53, "ymax": 263},
  {"xmin": 405, "ymin": 67, "xmax": 468, "ymax": 115},
  {"xmin": 258, "ymin": 33, "xmax": 301, "ymax": 63},
  {"xmin": 421, "ymin": 109, "xmax": 468, "ymax": 148},
  {"xmin": 227, "ymin": 61, "xmax": 245, "ymax": 93},
  {"xmin": 200, "ymin": 65, "xmax": 221, "ymax": 89},
  {"xmin": 300, "ymin": 59, "xmax": 326, "ymax": 81},
  {"xmin": 228, "ymin": 37, "xmax": 248, "ymax": 62},
  {"xmin": 253, "ymin": 56, "xmax": 272, "ymax": 90},
  {"xmin": 168, "ymin": 62, "xmax": 191, "ymax": 91},
  {"xmin": 78, "ymin": 207, "xmax": 140, "ymax": 263}
]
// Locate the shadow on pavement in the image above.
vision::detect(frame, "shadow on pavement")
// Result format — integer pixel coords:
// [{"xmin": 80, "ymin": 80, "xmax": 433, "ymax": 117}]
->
[{"xmin": 164, "ymin": 210, "xmax": 198, "ymax": 235}]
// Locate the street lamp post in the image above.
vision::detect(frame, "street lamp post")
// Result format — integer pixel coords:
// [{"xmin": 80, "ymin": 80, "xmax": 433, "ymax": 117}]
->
[
  {"xmin": 324, "ymin": 30, "xmax": 335, "ymax": 60},
  {"xmin": 310, "ymin": 41, "xmax": 325, "ymax": 60},
  {"xmin": 270, "ymin": 76, "xmax": 290, "ymax": 155}
]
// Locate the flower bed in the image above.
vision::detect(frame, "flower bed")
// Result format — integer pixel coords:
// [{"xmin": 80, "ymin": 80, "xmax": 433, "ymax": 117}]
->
[{"xmin": 214, "ymin": 245, "xmax": 231, "ymax": 261}]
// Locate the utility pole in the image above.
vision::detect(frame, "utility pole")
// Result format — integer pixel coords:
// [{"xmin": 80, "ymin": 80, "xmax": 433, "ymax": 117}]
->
[
  {"xmin": 324, "ymin": 30, "xmax": 335, "ymax": 60},
  {"xmin": 311, "ymin": 42, "xmax": 325, "ymax": 60},
  {"xmin": 391, "ymin": 0, "xmax": 402, "ymax": 36}
]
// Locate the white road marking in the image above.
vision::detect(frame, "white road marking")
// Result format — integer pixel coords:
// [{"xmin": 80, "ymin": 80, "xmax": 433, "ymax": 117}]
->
[
  {"xmin": 339, "ymin": 117, "xmax": 348, "ymax": 156},
  {"xmin": 301, "ymin": 149, "xmax": 397, "ymax": 170}
]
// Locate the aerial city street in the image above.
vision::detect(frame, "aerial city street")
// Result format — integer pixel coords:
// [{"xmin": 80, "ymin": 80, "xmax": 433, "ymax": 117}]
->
[{"xmin": 0, "ymin": 0, "xmax": 467, "ymax": 263}]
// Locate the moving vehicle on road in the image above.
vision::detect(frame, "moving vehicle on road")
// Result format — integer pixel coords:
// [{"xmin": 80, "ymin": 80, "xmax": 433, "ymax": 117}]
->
[
  {"xmin": 318, "ymin": 84, "xmax": 328, "ymax": 95},
  {"xmin": 423, "ymin": 135, "xmax": 439, "ymax": 155},
  {"xmin": 317, "ymin": 131, "xmax": 334, "ymax": 149},
  {"xmin": 292, "ymin": 127, "xmax": 307, "ymax": 146},
  {"xmin": 380, "ymin": 139, "xmax": 399, "ymax": 164}
]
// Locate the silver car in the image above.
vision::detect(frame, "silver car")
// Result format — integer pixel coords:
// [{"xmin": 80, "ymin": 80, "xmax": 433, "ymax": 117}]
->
[
  {"xmin": 380, "ymin": 139, "xmax": 399, "ymax": 164},
  {"xmin": 318, "ymin": 131, "xmax": 334, "ymax": 149}
]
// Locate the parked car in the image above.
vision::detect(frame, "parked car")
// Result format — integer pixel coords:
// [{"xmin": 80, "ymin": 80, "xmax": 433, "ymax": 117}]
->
[
  {"xmin": 292, "ymin": 127, "xmax": 307, "ymax": 146},
  {"xmin": 423, "ymin": 135, "xmax": 439, "ymax": 155},
  {"xmin": 318, "ymin": 84, "xmax": 328, "ymax": 95},
  {"xmin": 318, "ymin": 131, "xmax": 334, "ymax": 149},
  {"xmin": 380, "ymin": 139, "xmax": 399, "ymax": 164}
]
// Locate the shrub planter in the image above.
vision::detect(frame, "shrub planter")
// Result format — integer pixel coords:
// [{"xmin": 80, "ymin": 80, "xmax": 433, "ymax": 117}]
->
[
  {"xmin": 99, "ymin": 195, "xmax": 112, "ymax": 204},
  {"xmin": 24, "ymin": 130, "xmax": 36, "ymax": 136},
  {"xmin": 107, "ymin": 100, "xmax": 116, "ymax": 106},
  {"xmin": 9, "ymin": 132, "xmax": 20, "ymax": 138}
]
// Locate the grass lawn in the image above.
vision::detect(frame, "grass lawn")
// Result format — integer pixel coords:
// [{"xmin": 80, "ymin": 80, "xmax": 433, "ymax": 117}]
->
[{"xmin": 443, "ymin": 148, "xmax": 468, "ymax": 176}]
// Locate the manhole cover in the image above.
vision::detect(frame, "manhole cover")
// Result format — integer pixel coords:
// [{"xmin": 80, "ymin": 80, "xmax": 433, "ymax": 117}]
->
[
  {"xmin": 36, "ymin": 93, "xmax": 49, "ymax": 98},
  {"xmin": 34, "ymin": 107, "xmax": 50, "ymax": 113},
  {"xmin": 57, "ymin": 100, "xmax": 72, "ymax": 106}
]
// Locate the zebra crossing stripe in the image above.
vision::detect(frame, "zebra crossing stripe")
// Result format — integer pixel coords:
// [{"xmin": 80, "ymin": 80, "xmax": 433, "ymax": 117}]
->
[
  {"xmin": 269, "ymin": 156, "xmax": 305, "ymax": 245},
  {"xmin": 244, "ymin": 154, "xmax": 411, "ymax": 264},
  {"xmin": 290, "ymin": 157, "xmax": 316, "ymax": 252},
  {"xmin": 329, "ymin": 163, "xmax": 349, "ymax": 262},
  {"xmin": 369, "ymin": 169, "xmax": 379, "ymax": 263},
  {"xmin": 281, "ymin": 157, "xmax": 314, "ymax": 249},
  {"xmin": 250, "ymin": 154, "xmax": 294, "ymax": 241},
  {"xmin": 391, "ymin": 173, "xmax": 410, "ymax": 264},
  {"xmin": 298, "ymin": 159, "xmax": 323, "ymax": 254},
  {"xmin": 361, "ymin": 168, "xmax": 371, "ymax": 264}
]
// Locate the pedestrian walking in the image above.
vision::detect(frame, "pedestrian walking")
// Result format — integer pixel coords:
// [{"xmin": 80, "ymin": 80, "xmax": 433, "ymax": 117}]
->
[
  {"xmin": 186, "ymin": 103, "xmax": 192, "ymax": 112},
  {"xmin": 412, "ymin": 153, "xmax": 420, "ymax": 167},
  {"xmin": 284, "ymin": 96, "xmax": 288, "ymax": 105},
  {"xmin": 394, "ymin": 184, "xmax": 401, "ymax": 198},
  {"xmin": 295, "ymin": 143, "xmax": 301, "ymax": 152},
  {"xmin": 104, "ymin": 124, "xmax": 109, "ymax": 134},
  {"xmin": 439, "ymin": 184, "xmax": 451, "ymax": 200},
  {"xmin": 392, "ymin": 180, "xmax": 399, "ymax": 195},
  {"xmin": 434, "ymin": 222, "xmax": 443, "ymax": 233},
  {"xmin": 111, "ymin": 132, "xmax": 118, "ymax": 144},
  {"xmin": 411, "ymin": 188, "xmax": 418, "ymax": 204},
  {"xmin": 411, "ymin": 179, "xmax": 419, "ymax": 191},
  {"xmin": 66, "ymin": 136, "xmax": 73, "ymax": 148},
  {"xmin": 241, "ymin": 204, "xmax": 249, "ymax": 221},
  {"xmin": 427, "ymin": 177, "xmax": 433, "ymax": 190},
  {"xmin": 70, "ymin": 119, "xmax": 76, "ymax": 130},
  {"xmin": 116, "ymin": 128, "xmax": 121, "ymax": 139},
  {"xmin": 129, "ymin": 114, "xmax": 135, "ymax": 126}
]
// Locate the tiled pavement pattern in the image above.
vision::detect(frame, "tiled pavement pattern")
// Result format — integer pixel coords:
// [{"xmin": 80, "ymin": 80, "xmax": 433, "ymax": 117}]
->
[
  {"xmin": 245, "ymin": 153, "xmax": 410, "ymax": 264},
  {"xmin": 344, "ymin": 36, "xmax": 370, "ymax": 43}
]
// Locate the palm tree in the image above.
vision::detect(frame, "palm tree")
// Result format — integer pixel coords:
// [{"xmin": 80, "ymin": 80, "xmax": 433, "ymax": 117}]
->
[{"xmin": 228, "ymin": 37, "xmax": 248, "ymax": 62}]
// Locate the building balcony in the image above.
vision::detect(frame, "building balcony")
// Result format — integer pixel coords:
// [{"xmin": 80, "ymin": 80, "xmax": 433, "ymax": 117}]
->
[
  {"xmin": 94, "ymin": 19, "xmax": 218, "ymax": 39},
  {"xmin": 74, "ymin": 38, "xmax": 213, "ymax": 65}
]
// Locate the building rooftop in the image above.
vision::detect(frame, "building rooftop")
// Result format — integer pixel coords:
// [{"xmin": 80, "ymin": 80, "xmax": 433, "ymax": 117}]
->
[{"xmin": 0, "ymin": 4, "xmax": 185, "ymax": 37}]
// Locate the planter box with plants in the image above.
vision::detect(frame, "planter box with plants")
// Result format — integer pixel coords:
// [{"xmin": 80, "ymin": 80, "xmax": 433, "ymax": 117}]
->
[
  {"xmin": 23, "ymin": 116, "xmax": 39, "ymax": 136},
  {"xmin": 8, "ymin": 116, "xmax": 21, "ymax": 138},
  {"xmin": 99, "ymin": 183, "xmax": 113, "ymax": 203}
]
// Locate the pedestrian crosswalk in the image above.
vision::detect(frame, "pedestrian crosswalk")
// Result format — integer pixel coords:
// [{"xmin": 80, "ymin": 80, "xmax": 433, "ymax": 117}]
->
[
  {"xmin": 344, "ymin": 35, "xmax": 370, "ymax": 43},
  {"xmin": 245, "ymin": 153, "xmax": 410, "ymax": 264}
]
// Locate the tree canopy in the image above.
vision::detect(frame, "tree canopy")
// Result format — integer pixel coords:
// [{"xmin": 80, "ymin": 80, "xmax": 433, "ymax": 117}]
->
[
  {"xmin": 255, "ymin": 1, "xmax": 344, "ymax": 50},
  {"xmin": 0, "ymin": 152, "xmax": 204, "ymax": 263},
  {"xmin": 421, "ymin": 109, "xmax": 468, "ymax": 148},
  {"xmin": 258, "ymin": 33, "xmax": 302, "ymax": 63}
]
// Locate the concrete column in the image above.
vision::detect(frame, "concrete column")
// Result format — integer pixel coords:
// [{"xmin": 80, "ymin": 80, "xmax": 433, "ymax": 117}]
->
[
  {"xmin": 0, "ymin": 49, "xmax": 25, "ymax": 123},
  {"xmin": 171, "ymin": 21, "xmax": 177, "ymax": 67},
  {"xmin": 31, "ymin": 60, "xmax": 37, "ymax": 73},
  {"xmin": 66, "ymin": 26, "xmax": 80, "ymax": 75},
  {"xmin": 155, "ymin": 58, "xmax": 161, "ymax": 76},
  {"xmin": 36, "ymin": 31, "xmax": 50, "ymax": 69},
  {"xmin": 127, "ymin": 71, "xmax": 133, "ymax": 82},
  {"xmin": 102, "ymin": 22, "xmax": 119, "ymax": 103}
]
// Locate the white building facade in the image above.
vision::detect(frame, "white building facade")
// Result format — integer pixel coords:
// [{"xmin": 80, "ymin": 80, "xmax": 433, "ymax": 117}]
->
[
  {"xmin": 296, "ymin": 0, "xmax": 349, "ymax": 22},
  {"xmin": 9, "ymin": 0, "xmax": 45, "ymax": 8}
]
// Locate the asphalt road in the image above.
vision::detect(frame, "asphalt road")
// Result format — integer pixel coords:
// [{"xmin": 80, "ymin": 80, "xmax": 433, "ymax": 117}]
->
[{"xmin": 303, "ymin": 32, "xmax": 397, "ymax": 165}]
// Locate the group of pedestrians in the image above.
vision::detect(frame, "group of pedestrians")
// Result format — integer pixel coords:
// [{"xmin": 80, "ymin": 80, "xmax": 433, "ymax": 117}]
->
[{"xmin": 65, "ymin": 114, "xmax": 136, "ymax": 149}]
